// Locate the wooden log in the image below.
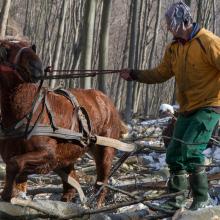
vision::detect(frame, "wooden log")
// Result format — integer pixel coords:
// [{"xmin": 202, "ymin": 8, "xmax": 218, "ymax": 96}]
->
[
  {"xmin": 27, "ymin": 186, "xmax": 63, "ymax": 195},
  {"xmin": 10, "ymin": 198, "xmax": 87, "ymax": 219},
  {"xmin": 175, "ymin": 205, "xmax": 220, "ymax": 220},
  {"xmin": 90, "ymin": 210, "xmax": 150, "ymax": 220},
  {"xmin": 0, "ymin": 199, "xmax": 169, "ymax": 220}
]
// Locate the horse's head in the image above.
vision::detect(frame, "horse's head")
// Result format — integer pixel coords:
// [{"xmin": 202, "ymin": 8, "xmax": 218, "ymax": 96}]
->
[{"xmin": 0, "ymin": 39, "xmax": 43, "ymax": 83}]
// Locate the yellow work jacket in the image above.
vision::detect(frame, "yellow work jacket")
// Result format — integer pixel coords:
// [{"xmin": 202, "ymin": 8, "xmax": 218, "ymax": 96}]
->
[{"xmin": 136, "ymin": 28, "xmax": 220, "ymax": 112}]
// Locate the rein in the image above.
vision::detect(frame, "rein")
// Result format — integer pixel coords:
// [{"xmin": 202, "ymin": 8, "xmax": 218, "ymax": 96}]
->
[{"xmin": 38, "ymin": 67, "xmax": 122, "ymax": 80}]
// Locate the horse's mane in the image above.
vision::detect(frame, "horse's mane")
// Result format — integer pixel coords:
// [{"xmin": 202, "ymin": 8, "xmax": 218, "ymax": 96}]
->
[{"xmin": 0, "ymin": 36, "xmax": 31, "ymax": 47}]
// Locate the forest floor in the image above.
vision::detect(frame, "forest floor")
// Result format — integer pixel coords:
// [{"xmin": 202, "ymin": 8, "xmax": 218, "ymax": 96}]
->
[{"xmin": 0, "ymin": 116, "xmax": 220, "ymax": 219}]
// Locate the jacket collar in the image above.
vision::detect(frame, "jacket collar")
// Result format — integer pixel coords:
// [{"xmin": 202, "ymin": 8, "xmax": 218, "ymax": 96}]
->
[{"xmin": 172, "ymin": 23, "xmax": 201, "ymax": 45}]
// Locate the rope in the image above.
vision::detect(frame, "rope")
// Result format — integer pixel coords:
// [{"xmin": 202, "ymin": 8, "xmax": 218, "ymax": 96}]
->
[
  {"xmin": 36, "ymin": 66, "xmax": 122, "ymax": 80},
  {"xmin": 162, "ymin": 135, "xmax": 220, "ymax": 146}
]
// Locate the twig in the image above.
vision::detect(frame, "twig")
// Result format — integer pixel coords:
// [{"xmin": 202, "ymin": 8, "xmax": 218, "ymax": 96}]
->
[
  {"xmin": 11, "ymin": 190, "xmax": 180, "ymax": 219},
  {"xmin": 162, "ymin": 135, "xmax": 220, "ymax": 146},
  {"xmin": 196, "ymin": 164, "xmax": 220, "ymax": 168},
  {"xmin": 62, "ymin": 193, "xmax": 176, "ymax": 219},
  {"xmin": 27, "ymin": 186, "xmax": 63, "ymax": 195},
  {"xmin": 88, "ymin": 146, "xmax": 145, "ymax": 204},
  {"xmin": 96, "ymin": 182, "xmax": 139, "ymax": 199}
]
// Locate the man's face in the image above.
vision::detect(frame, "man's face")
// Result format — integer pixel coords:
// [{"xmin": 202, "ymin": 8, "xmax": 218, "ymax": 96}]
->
[{"xmin": 166, "ymin": 16, "xmax": 187, "ymax": 39}]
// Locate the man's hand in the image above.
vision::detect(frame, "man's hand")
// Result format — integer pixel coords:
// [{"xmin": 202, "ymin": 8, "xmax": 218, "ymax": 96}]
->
[
  {"xmin": 120, "ymin": 69, "xmax": 135, "ymax": 81},
  {"xmin": 44, "ymin": 66, "xmax": 53, "ymax": 73}
]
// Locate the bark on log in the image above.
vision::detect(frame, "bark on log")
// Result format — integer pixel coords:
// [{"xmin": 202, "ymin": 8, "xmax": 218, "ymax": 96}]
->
[
  {"xmin": 0, "ymin": 199, "xmax": 165, "ymax": 220},
  {"xmin": 9, "ymin": 199, "xmax": 87, "ymax": 219},
  {"xmin": 175, "ymin": 205, "xmax": 220, "ymax": 220}
]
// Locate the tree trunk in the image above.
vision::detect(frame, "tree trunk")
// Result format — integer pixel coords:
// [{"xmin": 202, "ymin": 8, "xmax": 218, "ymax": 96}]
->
[
  {"xmin": 98, "ymin": 0, "xmax": 112, "ymax": 93},
  {"xmin": 144, "ymin": 0, "xmax": 161, "ymax": 115},
  {"xmin": 184, "ymin": 0, "xmax": 191, "ymax": 7},
  {"xmin": 124, "ymin": 0, "xmax": 140, "ymax": 122},
  {"xmin": 0, "ymin": 0, "xmax": 11, "ymax": 38},
  {"xmin": 212, "ymin": 0, "xmax": 216, "ymax": 33},
  {"xmin": 80, "ymin": 0, "xmax": 97, "ymax": 89},
  {"xmin": 196, "ymin": 0, "xmax": 203, "ymax": 25},
  {"xmin": 49, "ymin": 0, "xmax": 69, "ymax": 88}
]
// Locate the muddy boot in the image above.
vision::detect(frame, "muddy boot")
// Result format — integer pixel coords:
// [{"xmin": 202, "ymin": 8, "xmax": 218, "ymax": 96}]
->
[
  {"xmin": 189, "ymin": 169, "xmax": 214, "ymax": 211},
  {"xmin": 160, "ymin": 170, "xmax": 188, "ymax": 211}
]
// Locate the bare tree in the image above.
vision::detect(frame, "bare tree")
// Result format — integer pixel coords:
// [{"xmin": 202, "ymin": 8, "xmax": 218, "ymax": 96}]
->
[
  {"xmin": 98, "ymin": 0, "xmax": 112, "ymax": 93},
  {"xmin": 49, "ymin": 0, "xmax": 69, "ymax": 88},
  {"xmin": 0, "ymin": 0, "xmax": 11, "ymax": 38},
  {"xmin": 6, "ymin": 0, "xmax": 219, "ymax": 118},
  {"xmin": 184, "ymin": 0, "xmax": 191, "ymax": 6},
  {"xmin": 80, "ymin": 0, "xmax": 97, "ymax": 89},
  {"xmin": 145, "ymin": 0, "xmax": 161, "ymax": 115},
  {"xmin": 124, "ymin": 0, "xmax": 141, "ymax": 122}
]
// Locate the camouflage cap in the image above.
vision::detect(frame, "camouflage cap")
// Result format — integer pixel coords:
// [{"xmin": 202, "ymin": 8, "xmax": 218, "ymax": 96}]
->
[{"xmin": 165, "ymin": 1, "xmax": 193, "ymax": 32}]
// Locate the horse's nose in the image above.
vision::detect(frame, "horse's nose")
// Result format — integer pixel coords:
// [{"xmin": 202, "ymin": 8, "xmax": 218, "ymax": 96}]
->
[{"xmin": 29, "ymin": 60, "xmax": 44, "ymax": 80}]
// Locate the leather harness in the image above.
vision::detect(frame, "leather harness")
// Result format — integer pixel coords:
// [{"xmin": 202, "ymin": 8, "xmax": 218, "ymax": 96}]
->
[{"xmin": 1, "ymin": 86, "xmax": 92, "ymax": 148}]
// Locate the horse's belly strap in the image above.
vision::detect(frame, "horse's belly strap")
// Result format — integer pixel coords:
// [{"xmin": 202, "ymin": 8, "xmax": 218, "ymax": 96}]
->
[{"xmin": 0, "ymin": 124, "xmax": 135, "ymax": 152}]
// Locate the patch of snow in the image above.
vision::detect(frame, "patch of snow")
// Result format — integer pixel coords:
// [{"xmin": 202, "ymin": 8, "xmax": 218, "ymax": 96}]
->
[
  {"xmin": 159, "ymin": 103, "xmax": 174, "ymax": 114},
  {"xmin": 140, "ymin": 117, "xmax": 171, "ymax": 126},
  {"xmin": 208, "ymin": 167, "xmax": 220, "ymax": 175},
  {"xmin": 118, "ymin": 203, "xmax": 147, "ymax": 213},
  {"xmin": 203, "ymin": 148, "xmax": 212, "ymax": 158},
  {"xmin": 138, "ymin": 155, "xmax": 154, "ymax": 165},
  {"xmin": 212, "ymin": 148, "xmax": 220, "ymax": 161}
]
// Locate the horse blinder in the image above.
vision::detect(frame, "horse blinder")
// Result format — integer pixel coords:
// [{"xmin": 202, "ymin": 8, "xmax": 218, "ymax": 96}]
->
[
  {"xmin": 0, "ymin": 45, "xmax": 8, "ymax": 63},
  {"xmin": 31, "ymin": 44, "xmax": 36, "ymax": 53}
]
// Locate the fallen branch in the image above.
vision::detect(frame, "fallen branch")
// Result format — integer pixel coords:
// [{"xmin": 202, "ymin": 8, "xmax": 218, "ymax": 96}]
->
[
  {"xmin": 27, "ymin": 186, "xmax": 63, "ymax": 195},
  {"xmin": 12, "ymin": 190, "xmax": 180, "ymax": 220},
  {"xmin": 10, "ymin": 199, "xmax": 87, "ymax": 219},
  {"xmin": 65, "ymin": 190, "xmax": 181, "ymax": 218}
]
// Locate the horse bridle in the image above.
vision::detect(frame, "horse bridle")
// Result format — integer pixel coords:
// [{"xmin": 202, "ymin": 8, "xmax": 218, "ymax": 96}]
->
[
  {"xmin": 0, "ymin": 43, "xmax": 45, "ymax": 136},
  {"xmin": 0, "ymin": 44, "xmax": 35, "ymax": 83}
]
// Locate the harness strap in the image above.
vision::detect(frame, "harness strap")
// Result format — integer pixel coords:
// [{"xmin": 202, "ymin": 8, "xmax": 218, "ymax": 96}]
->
[
  {"xmin": 52, "ymin": 88, "xmax": 80, "ymax": 107},
  {"xmin": 26, "ymin": 93, "xmax": 46, "ymax": 139},
  {"xmin": 0, "ymin": 123, "xmax": 136, "ymax": 152},
  {"xmin": 53, "ymin": 88, "xmax": 91, "ymax": 140},
  {"xmin": 45, "ymin": 95, "xmax": 58, "ymax": 131},
  {"xmin": 3, "ymin": 87, "xmax": 45, "ymax": 134},
  {"xmin": 3, "ymin": 86, "xmax": 92, "ymax": 147}
]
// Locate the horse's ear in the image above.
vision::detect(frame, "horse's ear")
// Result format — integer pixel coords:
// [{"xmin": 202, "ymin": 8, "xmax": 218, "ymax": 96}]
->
[{"xmin": 31, "ymin": 44, "xmax": 36, "ymax": 53}]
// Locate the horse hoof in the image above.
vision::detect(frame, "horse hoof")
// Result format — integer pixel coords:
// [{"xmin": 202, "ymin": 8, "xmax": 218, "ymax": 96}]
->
[
  {"xmin": 61, "ymin": 194, "xmax": 73, "ymax": 202},
  {"xmin": 1, "ymin": 191, "xmax": 12, "ymax": 202},
  {"xmin": 17, "ymin": 191, "xmax": 31, "ymax": 200},
  {"xmin": 97, "ymin": 197, "xmax": 105, "ymax": 208}
]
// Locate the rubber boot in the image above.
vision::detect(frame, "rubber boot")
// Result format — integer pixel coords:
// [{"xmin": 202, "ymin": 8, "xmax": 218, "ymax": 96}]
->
[
  {"xmin": 189, "ymin": 169, "xmax": 213, "ymax": 210},
  {"xmin": 160, "ymin": 170, "xmax": 188, "ymax": 211}
]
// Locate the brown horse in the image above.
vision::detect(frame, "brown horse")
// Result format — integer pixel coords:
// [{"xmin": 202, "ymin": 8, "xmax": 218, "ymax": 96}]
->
[{"xmin": 0, "ymin": 40, "xmax": 127, "ymax": 206}]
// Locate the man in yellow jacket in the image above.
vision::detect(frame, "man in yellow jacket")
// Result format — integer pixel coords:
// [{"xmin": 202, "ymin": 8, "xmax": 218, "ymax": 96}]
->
[{"xmin": 121, "ymin": 1, "xmax": 220, "ymax": 211}]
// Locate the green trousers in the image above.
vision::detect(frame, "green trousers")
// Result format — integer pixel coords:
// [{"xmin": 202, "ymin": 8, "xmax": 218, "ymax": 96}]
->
[{"xmin": 166, "ymin": 109, "xmax": 219, "ymax": 173}]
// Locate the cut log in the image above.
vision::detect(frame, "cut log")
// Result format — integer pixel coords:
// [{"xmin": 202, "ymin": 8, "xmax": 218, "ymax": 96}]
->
[{"xmin": 175, "ymin": 205, "xmax": 220, "ymax": 220}]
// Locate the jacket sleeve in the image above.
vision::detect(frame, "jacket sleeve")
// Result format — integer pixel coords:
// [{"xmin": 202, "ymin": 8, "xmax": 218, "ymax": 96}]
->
[
  {"xmin": 206, "ymin": 36, "xmax": 220, "ymax": 71},
  {"xmin": 134, "ymin": 45, "xmax": 174, "ymax": 84}
]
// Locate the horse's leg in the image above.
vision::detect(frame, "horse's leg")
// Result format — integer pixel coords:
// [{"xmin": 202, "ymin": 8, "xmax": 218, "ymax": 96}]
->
[
  {"xmin": 92, "ymin": 145, "xmax": 115, "ymax": 207},
  {"xmin": 58, "ymin": 164, "xmax": 79, "ymax": 202},
  {"xmin": 15, "ymin": 174, "xmax": 28, "ymax": 198},
  {"xmin": 1, "ymin": 150, "xmax": 52, "ymax": 201},
  {"xmin": 1, "ymin": 158, "xmax": 19, "ymax": 201}
]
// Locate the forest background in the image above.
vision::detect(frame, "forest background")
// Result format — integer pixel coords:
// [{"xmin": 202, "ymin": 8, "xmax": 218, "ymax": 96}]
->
[{"xmin": 0, "ymin": 0, "xmax": 218, "ymax": 122}]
